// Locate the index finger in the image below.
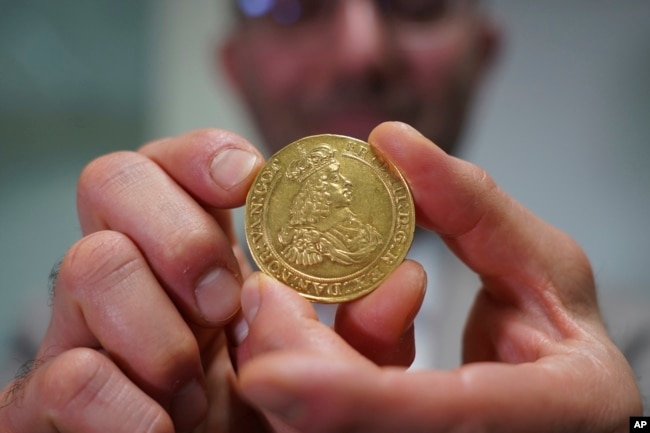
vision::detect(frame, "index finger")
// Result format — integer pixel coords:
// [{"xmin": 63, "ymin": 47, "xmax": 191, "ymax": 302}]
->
[
  {"xmin": 368, "ymin": 122, "xmax": 597, "ymax": 318},
  {"xmin": 139, "ymin": 128, "xmax": 264, "ymax": 210}
]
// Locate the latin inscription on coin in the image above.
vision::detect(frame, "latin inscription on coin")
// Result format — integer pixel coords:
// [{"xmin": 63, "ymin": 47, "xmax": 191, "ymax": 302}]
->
[{"xmin": 245, "ymin": 134, "xmax": 415, "ymax": 303}]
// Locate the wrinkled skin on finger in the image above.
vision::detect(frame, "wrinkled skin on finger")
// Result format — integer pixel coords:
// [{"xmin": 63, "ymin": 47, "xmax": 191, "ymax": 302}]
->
[
  {"xmin": 0, "ymin": 128, "xmax": 429, "ymax": 433},
  {"xmin": 0, "ymin": 126, "xmax": 639, "ymax": 432},
  {"xmin": 0, "ymin": 129, "xmax": 264, "ymax": 432}
]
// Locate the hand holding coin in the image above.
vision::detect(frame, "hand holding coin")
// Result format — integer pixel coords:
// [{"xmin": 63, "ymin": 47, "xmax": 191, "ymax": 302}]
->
[{"xmin": 235, "ymin": 122, "xmax": 641, "ymax": 433}]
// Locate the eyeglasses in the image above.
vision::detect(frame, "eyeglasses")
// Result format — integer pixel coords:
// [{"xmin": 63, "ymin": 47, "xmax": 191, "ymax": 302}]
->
[{"xmin": 235, "ymin": 0, "xmax": 467, "ymax": 27}]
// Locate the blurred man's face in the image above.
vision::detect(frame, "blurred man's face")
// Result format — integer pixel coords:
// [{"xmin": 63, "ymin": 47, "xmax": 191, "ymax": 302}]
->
[{"xmin": 222, "ymin": 0, "xmax": 497, "ymax": 155}]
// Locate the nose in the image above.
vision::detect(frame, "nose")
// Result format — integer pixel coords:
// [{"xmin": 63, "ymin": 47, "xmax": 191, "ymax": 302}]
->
[{"xmin": 330, "ymin": 0, "xmax": 390, "ymax": 75}]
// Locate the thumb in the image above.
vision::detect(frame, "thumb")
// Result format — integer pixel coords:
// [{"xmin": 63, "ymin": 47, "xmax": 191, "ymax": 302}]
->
[{"xmin": 233, "ymin": 272, "xmax": 364, "ymax": 365}]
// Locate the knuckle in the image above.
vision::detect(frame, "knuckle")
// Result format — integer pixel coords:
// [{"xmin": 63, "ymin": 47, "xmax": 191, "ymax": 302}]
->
[
  {"xmin": 78, "ymin": 151, "xmax": 153, "ymax": 208},
  {"xmin": 146, "ymin": 333, "xmax": 200, "ymax": 387},
  {"xmin": 444, "ymin": 161, "xmax": 500, "ymax": 237},
  {"xmin": 40, "ymin": 349, "xmax": 174, "ymax": 432},
  {"xmin": 57, "ymin": 231, "xmax": 144, "ymax": 300},
  {"xmin": 39, "ymin": 348, "xmax": 109, "ymax": 410},
  {"xmin": 554, "ymin": 232, "xmax": 597, "ymax": 304},
  {"xmin": 466, "ymin": 162, "xmax": 499, "ymax": 207},
  {"xmin": 159, "ymin": 222, "xmax": 227, "ymax": 273}
]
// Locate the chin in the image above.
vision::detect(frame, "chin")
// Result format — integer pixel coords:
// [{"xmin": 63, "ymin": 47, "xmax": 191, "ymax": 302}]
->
[{"xmin": 309, "ymin": 113, "xmax": 391, "ymax": 141}]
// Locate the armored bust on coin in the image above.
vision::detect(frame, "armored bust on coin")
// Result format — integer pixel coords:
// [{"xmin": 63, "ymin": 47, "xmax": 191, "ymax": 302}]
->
[{"xmin": 245, "ymin": 134, "xmax": 415, "ymax": 303}]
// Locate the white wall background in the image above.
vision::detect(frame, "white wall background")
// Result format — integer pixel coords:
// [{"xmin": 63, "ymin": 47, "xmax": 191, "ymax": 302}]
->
[
  {"xmin": 1, "ymin": 0, "xmax": 649, "ymax": 376},
  {"xmin": 469, "ymin": 2, "xmax": 650, "ymax": 295}
]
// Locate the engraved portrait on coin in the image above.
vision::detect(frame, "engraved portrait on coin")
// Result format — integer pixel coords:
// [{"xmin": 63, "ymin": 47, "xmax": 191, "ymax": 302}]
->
[
  {"xmin": 245, "ymin": 134, "xmax": 415, "ymax": 303},
  {"xmin": 278, "ymin": 144, "xmax": 383, "ymax": 267}
]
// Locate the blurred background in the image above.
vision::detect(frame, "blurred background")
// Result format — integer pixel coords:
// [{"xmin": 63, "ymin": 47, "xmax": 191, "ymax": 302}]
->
[{"xmin": 1, "ymin": 0, "xmax": 649, "ymax": 374}]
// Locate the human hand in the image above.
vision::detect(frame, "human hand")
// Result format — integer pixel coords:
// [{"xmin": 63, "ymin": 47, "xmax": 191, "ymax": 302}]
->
[
  {"xmin": 0, "ymin": 129, "xmax": 265, "ymax": 432},
  {"xmin": 233, "ymin": 122, "xmax": 642, "ymax": 433},
  {"xmin": 0, "ymin": 127, "xmax": 427, "ymax": 432}
]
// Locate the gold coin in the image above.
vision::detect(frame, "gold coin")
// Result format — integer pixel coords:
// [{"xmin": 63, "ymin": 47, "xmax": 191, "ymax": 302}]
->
[{"xmin": 245, "ymin": 134, "xmax": 415, "ymax": 303}]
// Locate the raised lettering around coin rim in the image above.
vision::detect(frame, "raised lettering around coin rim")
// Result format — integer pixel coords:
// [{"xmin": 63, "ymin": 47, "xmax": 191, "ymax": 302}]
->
[{"xmin": 245, "ymin": 134, "xmax": 415, "ymax": 303}]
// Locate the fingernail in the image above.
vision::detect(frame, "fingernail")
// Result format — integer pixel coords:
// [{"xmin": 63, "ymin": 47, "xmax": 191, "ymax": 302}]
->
[
  {"xmin": 210, "ymin": 148, "xmax": 258, "ymax": 190},
  {"xmin": 241, "ymin": 274, "xmax": 263, "ymax": 324},
  {"xmin": 170, "ymin": 379, "xmax": 207, "ymax": 431},
  {"xmin": 195, "ymin": 268, "xmax": 240, "ymax": 324},
  {"xmin": 229, "ymin": 313, "xmax": 249, "ymax": 347}
]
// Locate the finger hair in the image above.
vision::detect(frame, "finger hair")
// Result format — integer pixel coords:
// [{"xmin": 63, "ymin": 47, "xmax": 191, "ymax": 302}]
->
[
  {"xmin": 47, "ymin": 257, "xmax": 63, "ymax": 307},
  {"xmin": 1, "ymin": 357, "xmax": 47, "ymax": 409}
]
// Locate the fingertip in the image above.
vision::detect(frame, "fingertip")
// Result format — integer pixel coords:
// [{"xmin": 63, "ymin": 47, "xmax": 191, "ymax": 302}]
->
[
  {"xmin": 338, "ymin": 259, "xmax": 426, "ymax": 333},
  {"xmin": 335, "ymin": 260, "xmax": 426, "ymax": 366},
  {"xmin": 370, "ymin": 120, "xmax": 421, "ymax": 137},
  {"xmin": 369, "ymin": 121, "xmax": 438, "ymax": 157},
  {"xmin": 139, "ymin": 128, "xmax": 265, "ymax": 208},
  {"xmin": 242, "ymin": 272, "xmax": 319, "ymax": 325}
]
